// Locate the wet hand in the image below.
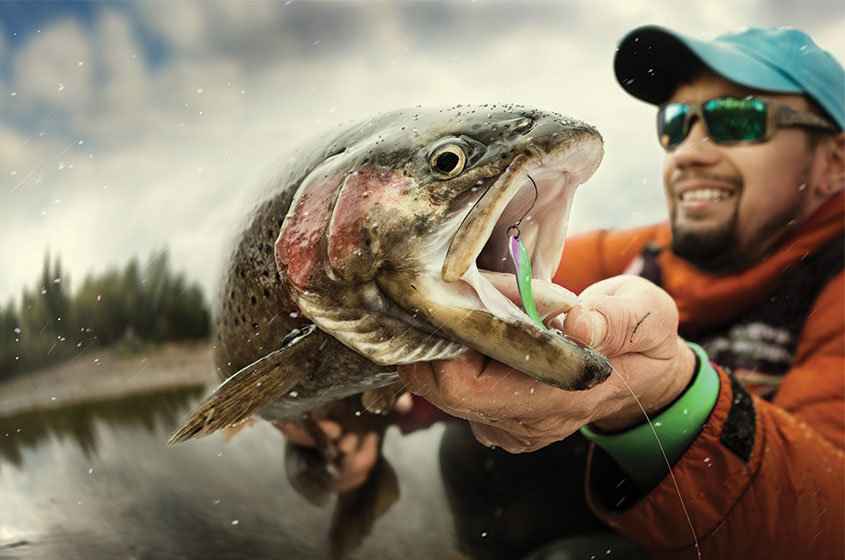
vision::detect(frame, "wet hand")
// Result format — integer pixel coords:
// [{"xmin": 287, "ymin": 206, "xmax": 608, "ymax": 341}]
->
[
  {"xmin": 397, "ymin": 276, "xmax": 695, "ymax": 453},
  {"xmin": 272, "ymin": 392, "xmax": 414, "ymax": 492}
]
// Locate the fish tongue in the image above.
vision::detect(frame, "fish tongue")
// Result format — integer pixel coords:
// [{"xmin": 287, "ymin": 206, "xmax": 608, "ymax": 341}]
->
[{"xmin": 376, "ymin": 271, "xmax": 611, "ymax": 391}]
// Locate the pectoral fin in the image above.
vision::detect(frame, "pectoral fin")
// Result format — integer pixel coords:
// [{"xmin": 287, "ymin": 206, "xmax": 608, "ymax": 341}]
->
[{"xmin": 169, "ymin": 324, "xmax": 322, "ymax": 443}]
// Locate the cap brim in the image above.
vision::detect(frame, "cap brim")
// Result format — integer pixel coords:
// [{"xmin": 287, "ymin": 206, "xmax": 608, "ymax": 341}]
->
[{"xmin": 615, "ymin": 25, "xmax": 803, "ymax": 105}]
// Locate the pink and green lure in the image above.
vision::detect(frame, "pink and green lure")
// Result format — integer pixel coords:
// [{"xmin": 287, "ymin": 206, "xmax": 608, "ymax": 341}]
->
[
  {"xmin": 506, "ymin": 174, "xmax": 546, "ymax": 330},
  {"xmin": 508, "ymin": 233, "xmax": 546, "ymax": 330}
]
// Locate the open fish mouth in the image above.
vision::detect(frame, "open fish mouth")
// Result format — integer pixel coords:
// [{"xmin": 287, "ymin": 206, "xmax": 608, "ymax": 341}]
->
[{"xmin": 376, "ymin": 135, "xmax": 613, "ymax": 391}]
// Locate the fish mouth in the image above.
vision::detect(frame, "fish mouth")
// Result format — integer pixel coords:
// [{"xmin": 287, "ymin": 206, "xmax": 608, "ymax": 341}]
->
[{"xmin": 377, "ymin": 134, "xmax": 612, "ymax": 391}]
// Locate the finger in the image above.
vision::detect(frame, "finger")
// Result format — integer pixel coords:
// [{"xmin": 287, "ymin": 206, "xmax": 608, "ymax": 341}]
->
[
  {"xmin": 334, "ymin": 432, "xmax": 380, "ymax": 493},
  {"xmin": 272, "ymin": 422, "xmax": 316, "ymax": 446},
  {"xmin": 272, "ymin": 420, "xmax": 343, "ymax": 447},
  {"xmin": 344, "ymin": 432, "xmax": 379, "ymax": 473},
  {"xmin": 394, "ymin": 392, "xmax": 414, "ymax": 414},
  {"xmin": 337, "ymin": 433, "xmax": 359, "ymax": 455},
  {"xmin": 401, "ymin": 353, "xmax": 568, "ymax": 421},
  {"xmin": 563, "ymin": 276, "xmax": 678, "ymax": 357},
  {"xmin": 397, "ymin": 361, "xmax": 439, "ymax": 400},
  {"xmin": 469, "ymin": 421, "xmax": 557, "ymax": 454},
  {"xmin": 315, "ymin": 420, "xmax": 343, "ymax": 440}
]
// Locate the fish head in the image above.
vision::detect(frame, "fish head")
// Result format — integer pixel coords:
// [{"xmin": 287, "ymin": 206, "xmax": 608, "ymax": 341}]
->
[{"xmin": 277, "ymin": 105, "xmax": 611, "ymax": 391}]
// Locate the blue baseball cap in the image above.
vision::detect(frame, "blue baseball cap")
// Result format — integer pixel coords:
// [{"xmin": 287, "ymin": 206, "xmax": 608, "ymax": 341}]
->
[{"xmin": 614, "ymin": 25, "xmax": 844, "ymax": 130}]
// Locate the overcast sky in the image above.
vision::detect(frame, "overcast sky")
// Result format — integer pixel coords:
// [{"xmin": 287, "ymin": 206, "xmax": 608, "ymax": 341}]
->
[{"xmin": 1, "ymin": 0, "xmax": 843, "ymax": 305}]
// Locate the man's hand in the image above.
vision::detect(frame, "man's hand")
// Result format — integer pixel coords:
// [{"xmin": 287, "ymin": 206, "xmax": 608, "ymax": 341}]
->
[
  {"xmin": 397, "ymin": 275, "xmax": 696, "ymax": 453},
  {"xmin": 272, "ymin": 392, "xmax": 414, "ymax": 493}
]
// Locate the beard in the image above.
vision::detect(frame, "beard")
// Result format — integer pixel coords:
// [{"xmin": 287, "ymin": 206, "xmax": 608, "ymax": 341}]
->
[{"xmin": 671, "ymin": 210, "xmax": 741, "ymax": 273}]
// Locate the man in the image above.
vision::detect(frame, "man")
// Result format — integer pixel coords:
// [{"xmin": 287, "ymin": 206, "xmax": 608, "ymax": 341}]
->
[{"xmin": 285, "ymin": 25, "xmax": 845, "ymax": 558}]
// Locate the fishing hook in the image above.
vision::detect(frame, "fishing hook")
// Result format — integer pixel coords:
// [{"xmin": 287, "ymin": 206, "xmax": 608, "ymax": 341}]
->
[{"xmin": 506, "ymin": 174, "xmax": 539, "ymax": 240}]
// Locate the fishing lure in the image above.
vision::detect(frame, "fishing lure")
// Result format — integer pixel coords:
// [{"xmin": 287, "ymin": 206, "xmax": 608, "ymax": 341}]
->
[{"xmin": 508, "ymin": 175, "xmax": 546, "ymax": 330}]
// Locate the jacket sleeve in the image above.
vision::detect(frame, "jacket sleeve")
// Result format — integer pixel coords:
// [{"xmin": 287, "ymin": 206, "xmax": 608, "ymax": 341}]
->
[{"xmin": 585, "ymin": 271, "xmax": 845, "ymax": 559}]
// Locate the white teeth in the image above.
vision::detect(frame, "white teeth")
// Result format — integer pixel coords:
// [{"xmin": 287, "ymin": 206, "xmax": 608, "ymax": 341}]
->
[{"xmin": 680, "ymin": 188, "xmax": 732, "ymax": 202}]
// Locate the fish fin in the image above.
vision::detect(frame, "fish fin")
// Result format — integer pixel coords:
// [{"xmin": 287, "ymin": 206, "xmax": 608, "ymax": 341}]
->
[
  {"xmin": 328, "ymin": 455, "xmax": 400, "ymax": 560},
  {"xmin": 169, "ymin": 324, "xmax": 322, "ymax": 443}
]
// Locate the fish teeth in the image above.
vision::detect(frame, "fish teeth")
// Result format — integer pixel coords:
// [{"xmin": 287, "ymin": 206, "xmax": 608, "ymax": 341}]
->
[{"xmin": 680, "ymin": 188, "xmax": 732, "ymax": 202}]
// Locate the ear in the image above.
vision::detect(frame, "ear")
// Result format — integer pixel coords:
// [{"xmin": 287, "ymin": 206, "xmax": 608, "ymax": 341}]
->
[{"xmin": 813, "ymin": 132, "xmax": 845, "ymax": 197}]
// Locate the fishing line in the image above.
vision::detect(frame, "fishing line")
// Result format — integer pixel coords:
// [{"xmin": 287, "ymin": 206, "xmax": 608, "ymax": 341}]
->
[
  {"xmin": 571, "ymin": 335, "xmax": 702, "ymax": 560},
  {"xmin": 505, "ymin": 172, "xmax": 699, "ymax": 557}
]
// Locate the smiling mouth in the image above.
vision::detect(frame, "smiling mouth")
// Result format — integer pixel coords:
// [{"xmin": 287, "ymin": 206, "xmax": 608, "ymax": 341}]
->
[{"xmin": 679, "ymin": 188, "xmax": 735, "ymax": 203}]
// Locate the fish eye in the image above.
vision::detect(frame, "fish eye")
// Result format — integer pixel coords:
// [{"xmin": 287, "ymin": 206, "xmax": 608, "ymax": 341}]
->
[{"xmin": 428, "ymin": 139, "xmax": 468, "ymax": 179}]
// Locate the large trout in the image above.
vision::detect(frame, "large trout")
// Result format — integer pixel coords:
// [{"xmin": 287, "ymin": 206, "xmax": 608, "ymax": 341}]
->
[{"xmin": 171, "ymin": 104, "xmax": 609, "ymax": 443}]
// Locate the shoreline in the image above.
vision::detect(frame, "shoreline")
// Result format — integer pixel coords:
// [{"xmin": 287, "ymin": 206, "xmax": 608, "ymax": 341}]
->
[{"xmin": 0, "ymin": 341, "xmax": 218, "ymax": 418}]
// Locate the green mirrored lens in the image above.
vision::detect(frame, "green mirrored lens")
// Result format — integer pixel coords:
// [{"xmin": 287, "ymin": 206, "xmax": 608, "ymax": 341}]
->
[
  {"xmin": 658, "ymin": 103, "xmax": 689, "ymax": 148},
  {"xmin": 703, "ymin": 98, "xmax": 767, "ymax": 143}
]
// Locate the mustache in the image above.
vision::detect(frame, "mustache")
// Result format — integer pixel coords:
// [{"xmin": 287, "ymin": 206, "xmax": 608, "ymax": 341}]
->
[{"xmin": 669, "ymin": 171, "xmax": 742, "ymax": 191}]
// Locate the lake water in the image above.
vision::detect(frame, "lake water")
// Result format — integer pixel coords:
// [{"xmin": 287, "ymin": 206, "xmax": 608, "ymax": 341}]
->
[
  {"xmin": 0, "ymin": 385, "xmax": 463, "ymax": 560},
  {"xmin": 0, "ymin": 384, "xmax": 644, "ymax": 560}
]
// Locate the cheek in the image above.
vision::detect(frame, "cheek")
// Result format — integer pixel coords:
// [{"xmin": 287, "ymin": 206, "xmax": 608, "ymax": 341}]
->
[
  {"xmin": 742, "ymin": 140, "xmax": 808, "ymax": 202},
  {"xmin": 734, "ymin": 137, "xmax": 810, "ymax": 225}
]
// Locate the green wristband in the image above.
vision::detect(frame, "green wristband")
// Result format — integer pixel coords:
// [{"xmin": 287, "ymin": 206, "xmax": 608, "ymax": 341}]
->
[{"xmin": 580, "ymin": 342, "xmax": 720, "ymax": 492}]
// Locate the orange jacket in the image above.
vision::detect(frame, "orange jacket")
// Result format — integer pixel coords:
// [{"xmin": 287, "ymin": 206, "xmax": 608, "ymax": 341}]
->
[{"xmin": 554, "ymin": 196, "xmax": 845, "ymax": 559}]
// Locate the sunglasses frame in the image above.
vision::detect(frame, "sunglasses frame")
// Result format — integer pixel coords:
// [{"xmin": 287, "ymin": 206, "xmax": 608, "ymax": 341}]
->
[{"xmin": 657, "ymin": 96, "xmax": 838, "ymax": 149}]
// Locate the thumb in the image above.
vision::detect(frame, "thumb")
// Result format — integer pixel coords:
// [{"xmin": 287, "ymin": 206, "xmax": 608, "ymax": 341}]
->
[{"xmin": 563, "ymin": 276, "xmax": 678, "ymax": 357}]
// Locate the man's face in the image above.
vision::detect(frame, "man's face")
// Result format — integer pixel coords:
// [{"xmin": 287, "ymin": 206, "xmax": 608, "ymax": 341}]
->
[{"xmin": 662, "ymin": 70, "xmax": 819, "ymax": 272}]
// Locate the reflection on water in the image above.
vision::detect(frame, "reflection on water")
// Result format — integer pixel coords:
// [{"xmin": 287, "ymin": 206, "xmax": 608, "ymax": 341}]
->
[
  {"xmin": 0, "ymin": 385, "xmax": 459, "ymax": 560},
  {"xmin": 0, "ymin": 388, "xmax": 204, "ymax": 469}
]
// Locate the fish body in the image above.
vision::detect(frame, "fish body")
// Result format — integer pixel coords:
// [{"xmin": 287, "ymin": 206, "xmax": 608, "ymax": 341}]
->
[{"xmin": 173, "ymin": 103, "xmax": 609, "ymax": 442}]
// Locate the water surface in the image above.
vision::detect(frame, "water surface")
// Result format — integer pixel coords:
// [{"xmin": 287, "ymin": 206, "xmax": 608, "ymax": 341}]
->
[{"xmin": 0, "ymin": 385, "xmax": 460, "ymax": 559}]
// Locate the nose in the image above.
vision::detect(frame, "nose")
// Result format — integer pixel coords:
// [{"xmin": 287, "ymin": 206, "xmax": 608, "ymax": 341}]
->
[{"xmin": 667, "ymin": 117, "xmax": 721, "ymax": 168}]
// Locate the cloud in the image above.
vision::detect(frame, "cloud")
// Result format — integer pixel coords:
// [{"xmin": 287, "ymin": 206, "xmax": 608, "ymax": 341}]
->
[
  {"xmin": 13, "ymin": 20, "xmax": 93, "ymax": 110},
  {"xmin": 1, "ymin": 1, "xmax": 843, "ymax": 304}
]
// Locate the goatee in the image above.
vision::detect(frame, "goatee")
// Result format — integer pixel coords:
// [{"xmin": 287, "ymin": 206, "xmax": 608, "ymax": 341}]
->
[{"xmin": 671, "ymin": 212, "xmax": 741, "ymax": 273}]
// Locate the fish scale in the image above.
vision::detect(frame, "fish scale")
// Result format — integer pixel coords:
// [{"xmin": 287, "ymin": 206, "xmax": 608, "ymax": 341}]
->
[{"xmin": 173, "ymin": 104, "xmax": 610, "ymax": 443}]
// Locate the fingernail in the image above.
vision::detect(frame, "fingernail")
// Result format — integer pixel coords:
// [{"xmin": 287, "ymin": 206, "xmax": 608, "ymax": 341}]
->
[{"xmin": 582, "ymin": 310, "xmax": 608, "ymax": 346}]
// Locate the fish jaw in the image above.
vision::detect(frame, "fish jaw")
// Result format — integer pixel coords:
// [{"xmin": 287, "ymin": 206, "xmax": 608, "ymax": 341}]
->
[
  {"xmin": 376, "ymin": 270, "xmax": 610, "ymax": 391},
  {"xmin": 442, "ymin": 132, "xmax": 604, "ymax": 284},
  {"xmin": 376, "ymin": 131, "xmax": 612, "ymax": 391},
  {"xmin": 276, "ymin": 106, "xmax": 610, "ymax": 390}
]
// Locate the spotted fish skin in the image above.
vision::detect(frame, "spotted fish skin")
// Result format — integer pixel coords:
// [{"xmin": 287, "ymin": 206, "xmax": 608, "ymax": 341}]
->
[{"xmin": 201, "ymin": 103, "xmax": 608, "ymax": 429}]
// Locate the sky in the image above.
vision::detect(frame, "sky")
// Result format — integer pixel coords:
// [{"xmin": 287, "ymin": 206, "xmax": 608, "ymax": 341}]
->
[{"xmin": 1, "ymin": 0, "xmax": 843, "ymax": 305}]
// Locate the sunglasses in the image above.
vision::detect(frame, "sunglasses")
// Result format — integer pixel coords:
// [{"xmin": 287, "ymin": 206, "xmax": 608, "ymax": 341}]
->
[{"xmin": 657, "ymin": 96, "xmax": 838, "ymax": 149}]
